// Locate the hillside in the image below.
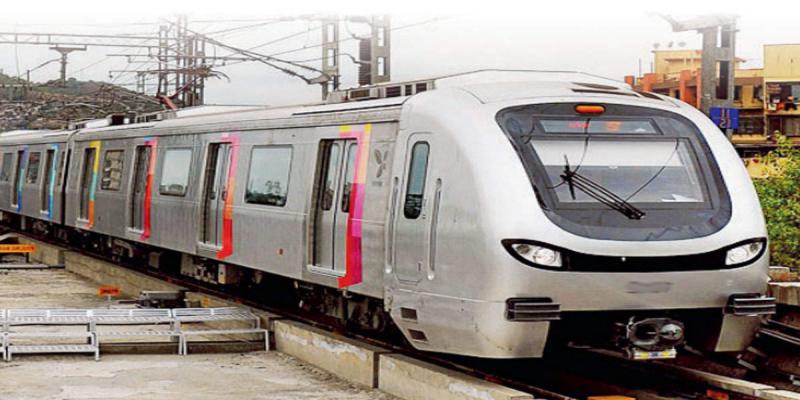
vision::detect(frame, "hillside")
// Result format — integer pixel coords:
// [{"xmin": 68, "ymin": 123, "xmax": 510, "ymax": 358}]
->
[{"xmin": 0, "ymin": 72, "xmax": 163, "ymax": 131}]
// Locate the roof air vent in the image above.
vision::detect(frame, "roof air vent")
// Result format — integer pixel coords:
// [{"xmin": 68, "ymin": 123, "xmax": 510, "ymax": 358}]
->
[{"xmin": 385, "ymin": 85, "xmax": 402, "ymax": 98}]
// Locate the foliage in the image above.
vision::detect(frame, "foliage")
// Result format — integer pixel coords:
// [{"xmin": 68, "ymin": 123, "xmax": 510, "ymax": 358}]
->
[{"xmin": 753, "ymin": 135, "xmax": 800, "ymax": 269}]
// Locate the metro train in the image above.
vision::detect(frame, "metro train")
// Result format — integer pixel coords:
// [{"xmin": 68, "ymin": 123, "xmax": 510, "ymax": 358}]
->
[{"xmin": 0, "ymin": 70, "xmax": 775, "ymax": 359}]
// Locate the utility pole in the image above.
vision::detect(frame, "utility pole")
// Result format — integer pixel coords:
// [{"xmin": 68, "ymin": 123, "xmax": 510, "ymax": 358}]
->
[
  {"xmin": 49, "ymin": 45, "xmax": 86, "ymax": 86},
  {"xmin": 320, "ymin": 16, "xmax": 340, "ymax": 100},
  {"xmin": 369, "ymin": 15, "xmax": 390, "ymax": 85},
  {"xmin": 352, "ymin": 15, "xmax": 391, "ymax": 86},
  {"xmin": 661, "ymin": 14, "xmax": 737, "ymax": 138}
]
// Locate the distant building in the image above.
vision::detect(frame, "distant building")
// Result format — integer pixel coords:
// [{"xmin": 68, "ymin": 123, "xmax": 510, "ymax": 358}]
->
[{"xmin": 629, "ymin": 44, "xmax": 800, "ymax": 156}]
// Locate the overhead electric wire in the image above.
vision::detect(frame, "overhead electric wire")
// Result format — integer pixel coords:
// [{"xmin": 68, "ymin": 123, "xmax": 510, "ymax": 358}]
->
[
  {"xmin": 215, "ymin": 17, "xmax": 445, "ymax": 70},
  {"xmin": 210, "ymin": 23, "xmax": 320, "ymax": 66},
  {"xmin": 204, "ymin": 20, "xmax": 282, "ymax": 37},
  {"xmin": 161, "ymin": 18, "xmax": 328, "ymax": 84},
  {"xmin": 267, "ymin": 16, "xmax": 447, "ymax": 58},
  {"xmin": 67, "ymin": 56, "xmax": 113, "ymax": 79},
  {"xmin": 245, "ymin": 24, "xmax": 321, "ymax": 53}
]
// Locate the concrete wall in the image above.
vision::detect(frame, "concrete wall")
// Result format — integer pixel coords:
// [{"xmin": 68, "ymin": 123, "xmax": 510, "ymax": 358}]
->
[
  {"xmin": 17, "ymin": 236, "xmax": 67, "ymax": 266},
  {"xmin": 64, "ymin": 251, "xmax": 182, "ymax": 297}
]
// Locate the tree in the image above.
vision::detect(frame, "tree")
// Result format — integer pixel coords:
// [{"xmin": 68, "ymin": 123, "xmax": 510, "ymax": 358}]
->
[{"xmin": 753, "ymin": 135, "xmax": 800, "ymax": 269}]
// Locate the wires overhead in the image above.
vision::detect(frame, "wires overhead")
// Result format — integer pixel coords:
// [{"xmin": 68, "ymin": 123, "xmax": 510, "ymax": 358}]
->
[
  {"xmin": 266, "ymin": 16, "xmax": 445, "ymax": 58},
  {"xmin": 3, "ymin": 15, "xmax": 447, "ymax": 108},
  {"xmin": 204, "ymin": 19, "xmax": 282, "ymax": 37},
  {"xmin": 161, "ymin": 18, "xmax": 329, "ymax": 85}
]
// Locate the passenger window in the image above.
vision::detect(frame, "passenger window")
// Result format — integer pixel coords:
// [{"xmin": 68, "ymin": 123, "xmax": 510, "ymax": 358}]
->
[
  {"xmin": 0, "ymin": 152, "xmax": 12, "ymax": 182},
  {"xmin": 340, "ymin": 143, "xmax": 358, "ymax": 212},
  {"xmin": 25, "ymin": 152, "xmax": 41, "ymax": 184},
  {"xmin": 245, "ymin": 146, "xmax": 292, "ymax": 207},
  {"xmin": 101, "ymin": 150, "xmax": 124, "ymax": 191},
  {"xmin": 403, "ymin": 142, "xmax": 430, "ymax": 219},
  {"xmin": 159, "ymin": 148, "xmax": 193, "ymax": 197}
]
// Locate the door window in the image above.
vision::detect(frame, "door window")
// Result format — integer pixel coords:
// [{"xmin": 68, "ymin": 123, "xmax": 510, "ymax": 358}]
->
[
  {"xmin": 340, "ymin": 143, "xmax": 358, "ymax": 213},
  {"xmin": 321, "ymin": 143, "xmax": 340, "ymax": 211},
  {"xmin": 56, "ymin": 151, "xmax": 66, "ymax": 187},
  {"xmin": 403, "ymin": 142, "xmax": 430, "ymax": 219}
]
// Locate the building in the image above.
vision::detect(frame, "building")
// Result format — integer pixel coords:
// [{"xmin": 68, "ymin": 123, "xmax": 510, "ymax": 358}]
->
[
  {"xmin": 629, "ymin": 44, "xmax": 800, "ymax": 157},
  {"xmin": 764, "ymin": 45, "xmax": 800, "ymax": 138}
]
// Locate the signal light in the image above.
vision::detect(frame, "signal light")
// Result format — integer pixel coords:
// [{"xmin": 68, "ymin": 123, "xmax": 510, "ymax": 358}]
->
[{"xmin": 575, "ymin": 104, "xmax": 605, "ymax": 115}]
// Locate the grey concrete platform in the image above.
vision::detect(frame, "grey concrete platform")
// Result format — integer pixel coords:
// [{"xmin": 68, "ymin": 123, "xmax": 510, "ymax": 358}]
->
[
  {"xmin": 0, "ymin": 352, "xmax": 396, "ymax": 400},
  {"xmin": 0, "ymin": 268, "xmax": 396, "ymax": 400}
]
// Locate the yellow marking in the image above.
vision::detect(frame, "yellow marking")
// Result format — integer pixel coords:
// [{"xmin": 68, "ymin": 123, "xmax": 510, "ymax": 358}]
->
[{"xmin": 0, "ymin": 244, "xmax": 36, "ymax": 253}]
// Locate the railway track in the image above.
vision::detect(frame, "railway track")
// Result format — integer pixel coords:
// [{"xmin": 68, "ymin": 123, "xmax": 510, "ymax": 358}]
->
[
  {"xmin": 7, "ymin": 228, "xmax": 797, "ymax": 400},
  {"xmin": 739, "ymin": 317, "xmax": 800, "ymax": 389}
]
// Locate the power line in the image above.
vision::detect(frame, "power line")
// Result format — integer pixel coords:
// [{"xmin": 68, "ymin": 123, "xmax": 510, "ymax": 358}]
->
[
  {"xmin": 246, "ymin": 24, "xmax": 321, "ymax": 53},
  {"xmin": 68, "ymin": 56, "xmax": 113, "ymax": 79},
  {"xmin": 161, "ymin": 18, "xmax": 328, "ymax": 84},
  {"xmin": 205, "ymin": 20, "xmax": 282, "ymax": 36},
  {"xmin": 267, "ymin": 17, "xmax": 445, "ymax": 58}
]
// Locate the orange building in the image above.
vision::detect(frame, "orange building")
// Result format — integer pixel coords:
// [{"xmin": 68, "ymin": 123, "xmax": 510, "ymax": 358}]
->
[{"xmin": 630, "ymin": 45, "xmax": 800, "ymax": 156}]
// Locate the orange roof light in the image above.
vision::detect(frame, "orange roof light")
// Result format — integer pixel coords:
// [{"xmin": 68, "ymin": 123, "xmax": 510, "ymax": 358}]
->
[{"xmin": 575, "ymin": 104, "xmax": 605, "ymax": 115}]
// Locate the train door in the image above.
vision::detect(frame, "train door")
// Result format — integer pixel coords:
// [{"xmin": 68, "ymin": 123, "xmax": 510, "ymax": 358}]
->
[
  {"xmin": 129, "ymin": 145, "xmax": 151, "ymax": 231},
  {"xmin": 312, "ymin": 139, "xmax": 357, "ymax": 273},
  {"xmin": 10, "ymin": 150, "xmax": 24, "ymax": 208},
  {"xmin": 78, "ymin": 147, "xmax": 97, "ymax": 221},
  {"xmin": 39, "ymin": 149, "xmax": 55, "ymax": 214},
  {"xmin": 201, "ymin": 143, "xmax": 232, "ymax": 248},
  {"xmin": 392, "ymin": 134, "xmax": 432, "ymax": 284}
]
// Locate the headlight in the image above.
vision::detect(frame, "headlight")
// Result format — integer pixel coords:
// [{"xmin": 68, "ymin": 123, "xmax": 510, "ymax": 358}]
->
[
  {"xmin": 509, "ymin": 242, "xmax": 562, "ymax": 268},
  {"xmin": 726, "ymin": 241, "xmax": 765, "ymax": 266}
]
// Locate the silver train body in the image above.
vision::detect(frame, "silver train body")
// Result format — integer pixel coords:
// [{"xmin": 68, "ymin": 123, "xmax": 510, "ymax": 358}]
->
[{"xmin": 0, "ymin": 71, "xmax": 772, "ymax": 358}]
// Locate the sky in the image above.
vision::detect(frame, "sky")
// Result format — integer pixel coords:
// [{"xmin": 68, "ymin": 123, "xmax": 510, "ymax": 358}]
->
[{"xmin": 0, "ymin": 0, "xmax": 797, "ymax": 106}]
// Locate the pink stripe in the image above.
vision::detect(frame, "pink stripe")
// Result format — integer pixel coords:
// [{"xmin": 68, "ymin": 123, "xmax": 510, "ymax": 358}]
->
[{"xmin": 337, "ymin": 124, "xmax": 371, "ymax": 288}]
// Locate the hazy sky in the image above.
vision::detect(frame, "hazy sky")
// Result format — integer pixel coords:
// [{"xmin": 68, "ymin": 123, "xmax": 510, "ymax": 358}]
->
[{"xmin": 0, "ymin": 0, "xmax": 797, "ymax": 106}]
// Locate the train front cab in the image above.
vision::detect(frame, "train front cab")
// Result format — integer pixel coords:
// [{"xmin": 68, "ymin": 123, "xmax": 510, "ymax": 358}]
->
[{"xmin": 385, "ymin": 87, "xmax": 773, "ymax": 360}]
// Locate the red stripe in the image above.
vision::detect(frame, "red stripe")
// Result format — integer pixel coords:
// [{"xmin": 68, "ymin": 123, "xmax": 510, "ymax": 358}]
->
[
  {"xmin": 140, "ymin": 139, "xmax": 157, "ymax": 240},
  {"xmin": 338, "ymin": 182, "xmax": 364, "ymax": 287},
  {"xmin": 216, "ymin": 134, "xmax": 240, "ymax": 260}
]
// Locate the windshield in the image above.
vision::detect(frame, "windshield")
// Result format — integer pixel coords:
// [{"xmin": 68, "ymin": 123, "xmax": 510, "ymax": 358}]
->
[
  {"xmin": 496, "ymin": 102, "xmax": 731, "ymax": 241},
  {"xmin": 532, "ymin": 138, "xmax": 705, "ymax": 204}
]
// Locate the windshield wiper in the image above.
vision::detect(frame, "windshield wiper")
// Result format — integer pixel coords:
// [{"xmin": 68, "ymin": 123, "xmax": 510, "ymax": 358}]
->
[{"xmin": 561, "ymin": 157, "xmax": 646, "ymax": 220}]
